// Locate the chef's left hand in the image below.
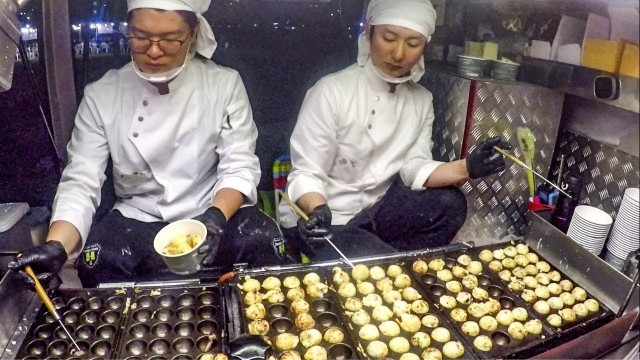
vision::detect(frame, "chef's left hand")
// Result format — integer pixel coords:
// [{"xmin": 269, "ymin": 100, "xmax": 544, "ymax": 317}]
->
[
  {"xmin": 466, "ymin": 136, "xmax": 513, "ymax": 179},
  {"xmin": 193, "ymin": 206, "xmax": 227, "ymax": 267}
]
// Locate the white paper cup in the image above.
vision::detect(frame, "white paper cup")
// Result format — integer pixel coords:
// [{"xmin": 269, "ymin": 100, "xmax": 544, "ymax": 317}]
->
[{"xmin": 154, "ymin": 219, "xmax": 207, "ymax": 275}]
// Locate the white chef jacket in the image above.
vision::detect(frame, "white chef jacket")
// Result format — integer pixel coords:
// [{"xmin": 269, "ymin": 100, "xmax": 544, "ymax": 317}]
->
[
  {"xmin": 51, "ymin": 57, "xmax": 260, "ymax": 251},
  {"xmin": 280, "ymin": 59, "xmax": 444, "ymax": 228}
]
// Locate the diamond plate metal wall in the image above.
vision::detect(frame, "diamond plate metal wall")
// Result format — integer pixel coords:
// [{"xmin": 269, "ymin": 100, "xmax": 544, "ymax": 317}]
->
[
  {"xmin": 421, "ymin": 69, "xmax": 470, "ymax": 162},
  {"xmin": 549, "ymin": 130, "xmax": 640, "ymax": 219}
]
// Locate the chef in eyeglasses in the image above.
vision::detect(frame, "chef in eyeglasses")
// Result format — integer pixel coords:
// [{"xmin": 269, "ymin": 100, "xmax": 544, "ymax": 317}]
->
[{"xmin": 10, "ymin": 0, "xmax": 290, "ymax": 289}]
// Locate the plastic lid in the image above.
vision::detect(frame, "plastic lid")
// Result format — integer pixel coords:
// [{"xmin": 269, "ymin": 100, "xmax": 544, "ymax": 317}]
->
[{"xmin": 0, "ymin": 203, "xmax": 30, "ymax": 232}]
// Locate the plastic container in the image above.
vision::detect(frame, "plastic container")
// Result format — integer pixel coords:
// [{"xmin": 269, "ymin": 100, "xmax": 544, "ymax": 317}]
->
[
  {"xmin": 153, "ymin": 219, "xmax": 207, "ymax": 275},
  {"xmin": 0, "ymin": 202, "xmax": 30, "ymax": 232},
  {"xmin": 550, "ymin": 174, "xmax": 583, "ymax": 233}
]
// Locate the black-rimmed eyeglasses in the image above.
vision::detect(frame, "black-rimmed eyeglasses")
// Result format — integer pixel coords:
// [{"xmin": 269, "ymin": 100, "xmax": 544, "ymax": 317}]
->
[{"xmin": 126, "ymin": 36, "xmax": 190, "ymax": 55}]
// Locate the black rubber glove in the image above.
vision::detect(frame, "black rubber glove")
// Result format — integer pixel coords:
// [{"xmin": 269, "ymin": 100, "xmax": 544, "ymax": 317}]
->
[
  {"xmin": 466, "ymin": 136, "xmax": 513, "ymax": 179},
  {"xmin": 193, "ymin": 206, "xmax": 227, "ymax": 267},
  {"xmin": 297, "ymin": 204, "xmax": 332, "ymax": 251},
  {"xmin": 8, "ymin": 240, "xmax": 67, "ymax": 291}
]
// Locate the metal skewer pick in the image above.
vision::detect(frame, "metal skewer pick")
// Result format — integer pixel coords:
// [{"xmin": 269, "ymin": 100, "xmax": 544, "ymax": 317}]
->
[
  {"xmin": 493, "ymin": 146, "xmax": 573, "ymax": 199},
  {"xmin": 276, "ymin": 189, "xmax": 355, "ymax": 268}
]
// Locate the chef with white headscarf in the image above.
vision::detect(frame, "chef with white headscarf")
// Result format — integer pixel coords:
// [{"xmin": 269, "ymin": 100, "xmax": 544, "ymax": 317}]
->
[
  {"xmin": 280, "ymin": 0, "xmax": 512, "ymax": 261},
  {"xmin": 9, "ymin": 0, "xmax": 292, "ymax": 289}
]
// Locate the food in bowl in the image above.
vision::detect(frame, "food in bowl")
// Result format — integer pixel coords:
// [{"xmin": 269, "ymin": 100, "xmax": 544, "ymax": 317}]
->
[{"xmin": 162, "ymin": 232, "xmax": 203, "ymax": 255}]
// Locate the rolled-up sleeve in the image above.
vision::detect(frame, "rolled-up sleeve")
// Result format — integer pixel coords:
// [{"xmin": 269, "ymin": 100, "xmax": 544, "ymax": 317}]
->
[
  {"xmin": 51, "ymin": 86, "xmax": 110, "ymax": 252},
  {"xmin": 213, "ymin": 75, "xmax": 260, "ymax": 205}
]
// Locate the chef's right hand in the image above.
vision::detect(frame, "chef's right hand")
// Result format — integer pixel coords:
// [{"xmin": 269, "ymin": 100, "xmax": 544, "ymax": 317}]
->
[
  {"xmin": 297, "ymin": 204, "xmax": 332, "ymax": 250},
  {"xmin": 8, "ymin": 240, "xmax": 67, "ymax": 291}
]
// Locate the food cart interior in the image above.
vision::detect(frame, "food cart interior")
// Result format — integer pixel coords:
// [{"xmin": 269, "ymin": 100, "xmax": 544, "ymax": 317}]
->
[{"xmin": 0, "ymin": 0, "xmax": 638, "ymax": 359}]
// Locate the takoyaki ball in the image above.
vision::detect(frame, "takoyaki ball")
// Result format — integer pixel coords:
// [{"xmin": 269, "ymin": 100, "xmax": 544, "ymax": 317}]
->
[
  {"xmin": 382, "ymin": 290, "xmax": 401, "ymax": 304},
  {"xmin": 323, "ymin": 327, "xmax": 344, "ymax": 344},
  {"xmin": 394, "ymin": 274, "xmax": 412, "ymax": 288},
  {"xmin": 287, "ymin": 287, "xmax": 306, "ymax": 301},
  {"xmin": 493, "ymin": 249, "xmax": 506, "ymax": 260},
  {"xmin": 585, "ymin": 299, "xmax": 600, "ymax": 312},
  {"xmin": 359, "ymin": 324, "xmax": 380, "ymax": 341},
  {"xmin": 450, "ymin": 308, "xmax": 468, "ymax": 322},
  {"xmin": 387, "ymin": 264, "xmax": 403, "ymax": 277},
  {"xmin": 472, "ymin": 287, "xmax": 489, "ymax": 301},
  {"xmin": 514, "ymin": 254, "xmax": 529, "ymax": 267},
  {"xmin": 439, "ymin": 295, "xmax": 457, "ymax": 309},
  {"xmin": 474, "ymin": 335, "xmax": 493, "ymax": 352},
  {"xmin": 457, "ymin": 254, "xmax": 472, "ymax": 266},
  {"xmin": 350, "ymin": 309, "xmax": 371, "ymax": 326},
  {"xmin": 356, "ymin": 281, "xmax": 375, "ymax": 295},
  {"xmin": 295, "ymin": 313, "xmax": 316, "ymax": 330},
  {"xmin": 264, "ymin": 288, "xmax": 284, "ymax": 303},
  {"xmin": 246, "ymin": 303, "xmax": 266, "ymax": 320},
  {"xmin": 524, "ymin": 319, "xmax": 543, "ymax": 335},
  {"xmin": 512, "ymin": 267, "xmax": 527, "ymax": 279},
  {"xmin": 526, "ymin": 252, "xmax": 539, "ymax": 264},
  {"xmin": 244, "ymin": 290, "xmax": 262, "ymax": 306},
  {"xmin": 379, "ymin": 320, "xmax": 401, "ymax": 337},
  {"xmin": 369, "ymin": 266, "xmax": 386, "ymax": 280},
  {"xmin": 400, "ymin": 353, "xmax": 421, "ymax": 360},
  {"xmin": 338, "ymin": 283, "xmax": 356, "ymax": 298},
  {"xmin": 275, "ymin": 333, "xmax": 300, "ymax": 351},
  {"xmin": 411, "ymin": 332, "xmax": 432, "ymax": 349},
  {"xmin": 547, "ymin": 283, "xmax": 562, "ymax": 295},
  {"xmin": 402, "ymin": 287, "xmax": 422, "ymax": 301},
  {"xmin": 242, "ymin": 277, "xmax": 261, "ymax": 292},
  {"xmin": 366, "ymin": 340, "xmax": 388, "ymax": 358},
  {"xmin": 535, "ymin": 273, "xmax": 551, "ymax": 286},
  {"xmin": 572, "ymin": 303, "xmax": 589, "ymax": 317},
  {"xmin": 428, "ymin": 259, "xmax": 446, "ymax": 271},
  {"xmin": 304, "ymin": 346, "xmax": 327, "ymax": 360},
  {"xmin": 504, "ymin": 246, "xmax": 518, "ymax": 258},
  {"xmin": 399, "ymin": 313, "xmax": 422, "ymax": 332},
  {"xmin": 488, "ymin": 260, "xmax": 503, "ymax": 272},
  {"xmin": 393, "ymin": 300, "xmax": 412, "ymax": 317},
  {"xmin": 516, "ymin": 243, "xmax": 530, "ymax": 255},
  {"xmin": 461, "ymin": 321, "xmax": 480, "ymax": 337},
  {"xmin": 547, "ymin": 314, "xmax": 563, "ymax": 327},
  {"xmin": 560, "ymin": 292, "xmax": 576, "ymax": 306},
  {"xmin": 535, "ymin": 261, "xmax": 551, "ymax": 273},
  {"xmin": 306, "ymin": 282, "xmax": 328, "ymax": 298},
  {"xmin": 523, "ymin": 276, "xmax": 539, "ymax": 288},
  {"xmin": 508, "ymin": 321, "xmax": 527, "ymax": 340},
  {"xmin": 283, "ymin": 276, "xmax": 301, "ymax": 289},
  {"xmin": 496, "ymin": 309, "xmax": 515, "ymax": 326},
  {"xmin": 332, "ymin": 268, "xmax": 350, "ymax": 286},
  {"xmin": 248, "ymin": 319, "xmax": 269, "ymax": 335},
  {"xmin": 363, "ymin": 293, "xmax": 383, "ymax": 307},
  {"xmin": 456, "ymin": 292, "xmax": 472, "ymax": 305},
  {"xmin": 498, "ymin": 270, "xmax": 512, "ymax": 282},
  {"xmin": 533, "ymin": 300, "xmax": 551, "ymax": 315},
  {"xmin": 451, "ymin": 265, "xmax": 468, "ymax": 278},
  {"xmin": 446, "ymin": 281, "xmax": 463, "ymax": 293},
  {"xmin": 467, "ymin": 261, "xmax": 483, "ymax": 275},
  {"xmin": 467, "ymin": 302, "xmax": 488, "ymax": 318},
  {"xmin": 479, "ymin": 249, "xmax": 494, "ymax": 263},
  {"xmin": 280, "ymin": 351, "xmax": 302, "ymax": 360},
  {"xmin": 524, "ymin": 264, "xmax": 539, "ymax": 276},
  {"xmin": 462, "ymin": 274, "xmax": 478, "ymax": 290},
  {"xmin": 292, "ymin": 299, "xmax": 310, "ymax": 314},
  {"xmin": 572, "ymin": 287, "xmax": 588, "ymax": 302},
  {"xmin": 411, "ymin": 300, "xmax": 430, "ymax": 314},
  {"xmin": 512, "ymin": 307, "xmax": 529, "ymax": 321},
  {"xmin": 547, "ymin": 297, "xmax": 564, "ymax": 310},
  {"xmin": 421, "ymin": 314, "xmax": 440, "ymax": 328},
  {"xmin": 303, "ymin": 272, "xmax": 321, "ymax": 286},
  {"xmin": 262, "ymin": 276, "xmax": 281, "ymax": 290},
  {"xmin": 479, "ymin": 315, "xmax": 498, "ymax": 331},
  {"xmin": 372, "ymin": 305, "xmax": 394, "ymax": 322},
  {"xmin": 485, "ymin": 298, "xmax": 501, "ymax": 314},
  {"xmin": 430, "ymin": 327, "xmax": 451, "ymax": 343},
  {"xmin": 521, "ymin": 289, "xmax": 538, "ymax": 303},
  {"xmin": 509, "ymin": 279, "xmax": 526, "ymax": 292},
  {"xmin": 560, "ymin": 279, "xmax": 574, "ymax": 292},
  {"xmin": 549, "ymin": 270, "xmax": 562, "ymax": 282},
  {"xmin": 559, "ymin": 308, "xmax": 577, "ymax": 322},
  {"xmin": 421, "ymin": 348, "xmax": 443, "ymax": 360},
  {"xmin": 502, "ymin": 258, "xmax": 517, "ymax": 269},
  {"xmin": 413, "ymin": 260, "xmax": 429, "ymax": 274},
  {"xmin": 436, "ymin": 269, "xmax": 453, "ymax": 282},
  {"xmin": 389, "ymin": 337, "xmax": 411, "ymax": 354},
  {"xmin": 442, "ymin": 341, "xmax": 465, "ymax": 359},
  {"xmin": 344, "ymin": 297, "xmax": 363, "ymax": 311},
  {"xmin": 534, "ymin": 285, "xmax": 550, "ymax": 299},
  {"xmin": 351, "ymin": 264, "xmax": 370, "ymax": 282},
  {"xmin": 300, "ymin": 328, "xmax": 323, "ymax": 348}
]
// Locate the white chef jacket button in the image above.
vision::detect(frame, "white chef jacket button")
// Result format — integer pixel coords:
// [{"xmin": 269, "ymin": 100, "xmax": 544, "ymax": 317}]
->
[
  {"xmin": 142, "ymin": 100, "xmax": 148, "ymax": 106},
  {"xmin": 368, "ymin": 124, "xmax": 372, "ymax": 129},
  {"xmin": 372, "ymin": 109, "xmax": 376, "ymax": 115},
  {"xmin": 133, "ymin": 132, "xmax": 139, "ymax": 138},
  {"xmin": 138, "ymin": 116, "xmax": 144, "ymax": 122},
  {"xmin": 134, "ymin": 172, "xmax": 139, "ymax": 175},
  {"xmin": 375, "ymin": 96, "xmax": 380, "ymax": 101}
]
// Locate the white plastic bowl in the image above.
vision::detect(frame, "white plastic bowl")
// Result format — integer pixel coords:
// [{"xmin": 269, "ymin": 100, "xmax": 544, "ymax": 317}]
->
[{"xmin": 154, "ymin": 219, "xmax": 207, "ymax": 275}]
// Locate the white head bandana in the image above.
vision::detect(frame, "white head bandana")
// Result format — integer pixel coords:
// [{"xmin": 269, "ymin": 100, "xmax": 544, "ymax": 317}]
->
[
  {"xmin": 358, "ymin": 0, "xmax": 437, "ymax": 83},
  {"xmin": 127, "ymin": 0, "xmax": 217, "ymax": 58}
]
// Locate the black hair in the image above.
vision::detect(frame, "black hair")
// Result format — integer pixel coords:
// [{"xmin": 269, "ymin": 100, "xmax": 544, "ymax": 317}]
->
[{"xmin": 127, "ymin": 9, "xmax": 198, "ymax": 31}]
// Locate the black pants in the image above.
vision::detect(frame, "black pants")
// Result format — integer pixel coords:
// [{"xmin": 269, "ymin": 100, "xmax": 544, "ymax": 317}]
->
[
  {"xmin": 77, "ymin": 206, "xmax": 290, "ymax": 287},
  {"xmin": 284, "ymin": 183, "xmax": 467, "ymax": 262}
]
